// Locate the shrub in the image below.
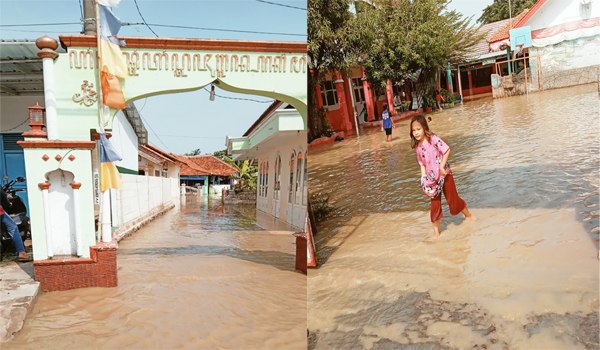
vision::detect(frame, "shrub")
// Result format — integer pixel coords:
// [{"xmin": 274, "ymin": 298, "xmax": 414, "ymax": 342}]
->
[{"xmin": 310, "ymin": 192, "xmax": 336, "ymax": 220}]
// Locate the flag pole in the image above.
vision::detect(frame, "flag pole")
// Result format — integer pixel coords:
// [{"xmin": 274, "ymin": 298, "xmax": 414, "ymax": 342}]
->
[{"xmin": 95, "ymin": 0, "xmax": 112, "ymax": 243}]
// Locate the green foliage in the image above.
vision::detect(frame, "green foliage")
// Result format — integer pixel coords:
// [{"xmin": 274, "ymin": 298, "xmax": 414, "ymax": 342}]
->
[
  {"xmin": 184, "ymin": 148, "xmax": 201, "ymax": 156},
  {"xmin": 440, "ymin": 88, "xmax": 456, "ymax": 104},
  {"xmin": 478, "ymin": 0, "xmax": 537, "ymax": 24},
  {"xmin": 212, "ymin": 149, "xmax": 228, "ymax": 160},
  {"xmin": 308, "ymin": 0, "xmax": 362, "ymax": 138},
  {"xmin": 309, "ymin": 107, "xmax": 336, "ymax": 143},
  {"xmin": 357, "ymin": 0, "xmax": 484, "ymax": 97},
  {"xmin": 222, "ymin": 156, "xmax": 257, "ymax": 190},
  {"xmin": 310, "ymin": 192, "xmax": 336, "ymax": 221}
]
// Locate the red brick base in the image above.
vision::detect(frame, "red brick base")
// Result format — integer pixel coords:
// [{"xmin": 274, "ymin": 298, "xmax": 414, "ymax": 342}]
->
[{"xmin": 33, "ymin": 241, "xmax": 118, "ymax": 292}]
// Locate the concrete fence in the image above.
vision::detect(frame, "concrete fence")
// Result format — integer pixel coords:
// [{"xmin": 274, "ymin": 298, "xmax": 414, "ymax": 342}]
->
[{"xmin": 110, "ymin": 174, "xmax": 179, "ymax": 241}]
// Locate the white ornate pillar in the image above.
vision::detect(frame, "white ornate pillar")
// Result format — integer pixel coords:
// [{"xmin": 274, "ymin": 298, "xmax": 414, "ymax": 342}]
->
[
  {"xmin": 70, "ymin": 182, "xmax": 83, "ymax": 256},
  {"xmin": 38, "ymin": 182, "xmax": 53, "ymax": 258},
  {"xmin": 36, "ymin": 35, "xmax": 59, "ymax": 140}
]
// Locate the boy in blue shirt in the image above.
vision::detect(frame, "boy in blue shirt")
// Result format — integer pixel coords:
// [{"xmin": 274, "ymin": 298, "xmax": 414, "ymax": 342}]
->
[{"xmin": 380, "ymin": 103, "xmax": 395, "ymax": 142}]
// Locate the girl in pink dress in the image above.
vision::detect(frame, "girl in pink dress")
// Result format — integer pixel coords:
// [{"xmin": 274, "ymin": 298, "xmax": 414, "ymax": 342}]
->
[{"xmin": 410, "ymin": 114, "xmax": 476, "ymax": 238}]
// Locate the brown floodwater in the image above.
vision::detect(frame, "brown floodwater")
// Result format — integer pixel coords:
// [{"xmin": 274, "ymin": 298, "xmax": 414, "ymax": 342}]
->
[
  {"xmin": 308, "ymin": 84, "xmax": 599, "ymax": 350},
  {"xmin": 10, "ymin": 197, "xmax": 306, "ymax": 349}
]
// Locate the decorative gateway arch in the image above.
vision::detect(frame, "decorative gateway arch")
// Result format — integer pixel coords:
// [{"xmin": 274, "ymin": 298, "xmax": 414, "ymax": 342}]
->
[{"xmin": 20, "ymin": 35, "xmax": 307, "ymax": 291}]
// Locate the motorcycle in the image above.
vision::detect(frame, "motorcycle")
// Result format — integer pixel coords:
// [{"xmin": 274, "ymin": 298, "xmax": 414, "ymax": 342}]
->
[{"xmin": 1, "ymin": 176, "xmax": 30, "ymax": 260}]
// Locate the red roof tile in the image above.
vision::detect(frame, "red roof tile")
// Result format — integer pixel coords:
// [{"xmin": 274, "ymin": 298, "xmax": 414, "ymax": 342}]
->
[
  {"xmin": 488, "ymin": 9, "xmax": 530, "ymax": 43},
  {"xmin": 185, "ymin": 155, "xmax": 238, "ymax": 176}
]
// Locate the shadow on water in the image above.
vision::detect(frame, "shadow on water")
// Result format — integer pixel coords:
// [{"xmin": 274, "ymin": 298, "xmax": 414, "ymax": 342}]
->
[{"xmin": 118, "ymin": 245, "xmax": 297, "ymax": 272}]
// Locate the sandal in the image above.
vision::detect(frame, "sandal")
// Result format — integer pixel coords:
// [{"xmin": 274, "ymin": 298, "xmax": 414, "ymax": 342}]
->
[{"xmin": 17, "ymin": 256, "xmax": 33, "ymax": 262}]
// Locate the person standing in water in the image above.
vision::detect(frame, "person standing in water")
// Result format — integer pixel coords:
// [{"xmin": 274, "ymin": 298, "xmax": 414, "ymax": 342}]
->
[
  {"xmin": 410, "ymin": 114, "xmax": 476, "ymax": 238},
  {"xmin": 380, "ymin": 103, "xmax": 395, "ymax": 142},
  {"xmin": 435, "ymin": 90, "xmax": 445, "ymax": 111}
]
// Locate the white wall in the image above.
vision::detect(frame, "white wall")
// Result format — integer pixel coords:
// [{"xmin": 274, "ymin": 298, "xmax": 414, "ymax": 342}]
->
[
  {"xmin": 258, "ymin": 131, "xmax": 307, "ymax": 228},
  {"xmin": 111, "ymin": 174, "xmax": 179, "ymax": 228},
  {"xmin": 110, "ymin": 110, "xmax": 139, "ymax": 172},
  {"xmin": 527, "ymin": 0, "xmax": 599, "ymax": 31},
  {"xmin": 0, "ymin": 95, "xmax": 44, "ymax": 133},
  {"xmin": 47, "ymin": 169, "xmax": 77, "ymax": 255}
]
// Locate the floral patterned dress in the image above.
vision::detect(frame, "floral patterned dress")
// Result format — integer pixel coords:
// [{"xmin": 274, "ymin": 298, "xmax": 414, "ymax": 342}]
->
[{"xmin": 416, "ymin": 134, "xmax": 451, "ymax": 199}]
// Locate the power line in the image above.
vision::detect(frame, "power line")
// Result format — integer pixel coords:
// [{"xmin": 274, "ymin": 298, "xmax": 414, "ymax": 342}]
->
[
  {"xmin": 254, "ymin": 0, "xmax": 306, "ymax": 11},
  {"xmin": 155, "ymin": 134, "xmax": 226, "ymax": 139},
  {"xmin": 139, "ymin": 113, "xmax": 171, "ymax": 152},
  {"xmin": 0, "ymin": 29, "xmax": 79, "ymax": 34},
  {"xmin": 202, "ymin": 88, "xmax": 274, "ymax": 103},
  {"xmin": 136, "ymin": 98, "xmax": 148, "ymax": 113},
  {"xmin": 147, "ymin": 23, "xmax": 305, "ymax": 37},
  {"xmin": 0, "ymin": 23, "xmax": 80, "ymax": 27},
  {"xmin": 133, "ymin": 0, "xmax": 159, "ymax": 37},
  {"xmin": 1, "ymin": 117, "xmax": 29, "ymax": 133}
]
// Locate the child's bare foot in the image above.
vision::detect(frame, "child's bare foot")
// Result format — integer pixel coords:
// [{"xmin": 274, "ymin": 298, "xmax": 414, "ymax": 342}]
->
[{"xmin": 465, "ymin": 213, "xmax": 477, "ymax": 221}]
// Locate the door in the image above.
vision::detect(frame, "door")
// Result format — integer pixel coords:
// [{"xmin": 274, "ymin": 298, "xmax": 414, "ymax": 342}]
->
[
  {"xmin": 352, "ymin": 78, "xmax": 367, "ymax": 123},
  {"xmin": 286, "ymin": 151, "xmax": 295, "ymax": 223},
  {"xmin": 0, "ymin": 133, "xmax": 29, "ymax": 213}
]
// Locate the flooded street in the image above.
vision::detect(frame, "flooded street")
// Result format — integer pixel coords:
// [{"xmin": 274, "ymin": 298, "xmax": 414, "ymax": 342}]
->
[
  {"xmin": 10, "ymin": 198, "xmax": 306, "ymax": 349},
  {"xmin": 308, "ymin": 84, "xmax": 599, "ymax": 349}
]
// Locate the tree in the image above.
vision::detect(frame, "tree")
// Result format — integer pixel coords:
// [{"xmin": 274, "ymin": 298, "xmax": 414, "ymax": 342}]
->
[
  {"xmin": 184, "ymin": 148, "xmax": 201, "ymax": 156},
  {"xmin": 357, "ymin": 0, "xmax": 484, "ymax": 110},
  {"xmin": 308, "ymin": 0, "xmax": 362, "ymax": 140},
  {"xmin": 222, "ymin": 155, "xmax": 257, "ymax": 190},
  {"xmin": 212, "ymin": 149, "xmax": 228, "ymax": 160},
  {"xmin": 478, "ymin": 0, "xmax": 537, "ymax": 24}
]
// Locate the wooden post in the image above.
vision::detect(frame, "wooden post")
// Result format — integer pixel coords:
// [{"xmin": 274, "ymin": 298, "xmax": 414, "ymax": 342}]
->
[{"xmin": 524, "ymin": 56, "xmax": 528, "ymax": 95}]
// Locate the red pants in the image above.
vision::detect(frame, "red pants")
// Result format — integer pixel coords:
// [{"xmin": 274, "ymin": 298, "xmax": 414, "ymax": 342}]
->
[{"xmin": 430, "ymin": 174, "xmax": 466, "ymax": 222}]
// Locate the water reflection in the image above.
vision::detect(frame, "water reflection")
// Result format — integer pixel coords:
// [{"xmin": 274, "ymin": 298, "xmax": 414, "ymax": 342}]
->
[
  {"xmin": 10, "ymin": 197, "xmax": 306, "ymax": 349},
  {"xmin": 308, "ymin": 84, "xmax": 599, "ymax": 350}
]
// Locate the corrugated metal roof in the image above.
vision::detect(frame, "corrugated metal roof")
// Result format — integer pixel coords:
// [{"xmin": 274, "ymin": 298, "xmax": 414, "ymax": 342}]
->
[{"xmin": 0, "ymin": 39, "xmax": 66, "ymax": 96}]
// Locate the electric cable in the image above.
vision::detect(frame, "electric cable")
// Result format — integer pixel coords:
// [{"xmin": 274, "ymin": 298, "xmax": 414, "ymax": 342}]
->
[
  {"xmin": 133, "ymin": 0, "xmax": 159, "ymax": 37},
  {"xmin": 1, "ymin": 118, "xmax": 30, "ymax": 132},
  {"xmin": 0, "ymin": 23, "xmax": 80, "ymax": 27},
  {"xmin": 139, "ymin": 113, "xmax": 171, "ymax": 152},
  {"xmin": 202, "ymin": 88, "xmax": 274, "ymax": 103},
  {"xmin": 146, "ymin": 23, "xmax": 305, "ymax": 37},
  {"xmin": 254, "ymin": 0, "xmax": 306, "ymax": 11}
]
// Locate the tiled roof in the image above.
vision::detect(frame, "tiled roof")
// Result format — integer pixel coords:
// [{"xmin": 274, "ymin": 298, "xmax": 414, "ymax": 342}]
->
[
  {"xmin": 139, "ymin": 145, "xmax": 178, "ymax": 164},
  {"xmin": 488, "ymin": 9, "xmax": 530, "ymax": 43},
  {"xmin": 185, "ymin": 155, "xmax": 238, "ymax": 176},
  {"xmin": 175, "ymin": 155, "xmax": 238, "ymax": 177},
  {"xmin": 465, "ymin": 18, "xmax": 512, "ymax": 58}
]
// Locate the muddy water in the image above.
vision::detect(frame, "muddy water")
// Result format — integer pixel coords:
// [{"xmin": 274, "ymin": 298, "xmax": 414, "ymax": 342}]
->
[
  {"xmin": 10, "ymin": 198, "xmax": 306, "ymax": 349},
  {"xmin": 308, "ymin": 84, "xmax": 599, "ymax": 350}
]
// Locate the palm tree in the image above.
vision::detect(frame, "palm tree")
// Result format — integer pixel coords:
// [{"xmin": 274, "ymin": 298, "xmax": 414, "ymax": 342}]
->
[{"xmin": 222, "ymin": 156, "xmax": 257, "ymax": 190}]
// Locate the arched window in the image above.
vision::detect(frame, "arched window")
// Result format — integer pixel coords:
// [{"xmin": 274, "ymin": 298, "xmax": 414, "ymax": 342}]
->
[
  {"xmin": 274, "ymin": 154, "xmax": 281, "ymax": 200},
  {"xmin": 259, "ymin": 163, "xmax": 264, "ymax": 197},
  {"xmin": 303, "ymin": 152, "xmax": 308, "ymax": 206},
  {"xmin": 265, "ymin": 161, "xmax": 269, "ymax": 197},
  {"xmin": 289, "ymin": 151, "xmax": 296, "ymax": 203},
  {"xmin": 295, "ymin": 151, "xmax": 303, "ymax": 205}
]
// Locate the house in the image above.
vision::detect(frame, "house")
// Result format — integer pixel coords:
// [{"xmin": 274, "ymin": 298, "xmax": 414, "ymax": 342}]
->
[
  {"xmin": 138, "ymin": 144, "xmax": 180, "ymax": 179},
  {"xmin": 489, "ymin": 0, "xmax": 599, "ymax": 92},
  {"xmin": 226, "ymin": 101, "xmax": 307, "ymax": 228},
  {"xmin": 176, "ymin": 154, "xmax": 237, "ymax": 191}
]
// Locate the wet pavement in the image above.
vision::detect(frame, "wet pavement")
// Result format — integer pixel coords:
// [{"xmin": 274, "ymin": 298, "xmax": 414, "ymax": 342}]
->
[
  {"xmin": 8, "ymin": 197, "xmax": 306, "ymax": 349},
  {"xmin": 308, "ymin": 84, "xmax": 599, "ymax": 349}
]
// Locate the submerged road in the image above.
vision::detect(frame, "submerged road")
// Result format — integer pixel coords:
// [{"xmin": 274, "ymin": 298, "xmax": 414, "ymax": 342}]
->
[
  {"xmin": 308, "ymin": 84, "xmax": 599, "ymax": 350},
  {"xmin": 10, "ymin": 198, "xmax": 307, "ymax": 349}
]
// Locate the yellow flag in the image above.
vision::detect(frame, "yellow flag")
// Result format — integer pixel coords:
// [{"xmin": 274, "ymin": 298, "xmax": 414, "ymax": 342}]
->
[{"xmin": 100, "ymin": 39, "xmax": 128, "ymax": 78}]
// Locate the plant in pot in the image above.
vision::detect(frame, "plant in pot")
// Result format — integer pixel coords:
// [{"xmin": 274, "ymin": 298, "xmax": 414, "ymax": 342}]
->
[
  {"xmin": 440, "ymin": 88, "xmax": 456, "ymax": 108},
  {"xmin": 425, "ymin": 95, "xmax": 436, "ymax": 112}
]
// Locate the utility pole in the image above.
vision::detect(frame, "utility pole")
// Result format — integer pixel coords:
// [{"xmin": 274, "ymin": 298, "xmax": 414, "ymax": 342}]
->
[{"xmin": 83, "ymin": 0, "xmax": 96, "ymax": 36}]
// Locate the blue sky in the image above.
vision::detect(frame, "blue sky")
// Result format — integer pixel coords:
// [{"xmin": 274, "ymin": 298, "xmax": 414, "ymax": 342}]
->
[{"xmin": 0, "ymin": 0, "xmax": 306, "ymax": 155}]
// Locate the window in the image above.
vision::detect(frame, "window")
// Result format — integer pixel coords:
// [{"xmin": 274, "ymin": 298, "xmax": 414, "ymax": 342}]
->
[
  {"xmin": 471, "ymin": 65, "xmax": 494, "ymax": 88},
  {"xmin": 320, "ymin": 80, "xmax": 338, "ymax": 106},
  {"xmin": 274, "ymin": 154, "xmax": 281, "ymax": 200},
  {"xmin": 138, "ymin": 170, "xmax": 145, "ymax": 175},
  {"xmin": 303, "ymin": 153, "xmax": 308, "ymax": 206},
  {"xmin": 352, "ymin": 78, "xmax": 366, "ymax": 103},
  {"xmin": 259, "ymin": 163, "xmax": 263, "ymax": 197},
  {"xmin": 155, "ymin": 170, "xmax": 160, "ymax": 177},
  {"xmin": 460, "ymin": 70, "xmax": 469, "ymax": 90},
  {"xmin": 295, "ymin": 152, "xmax": 303, "ymax": 205},
  {"xmin": 289, "ymin": 151, "xmax": 295, "ymax": 203},
  {"xmin": 265, "ymin": 161, "xmax": 269, "ymax": 197}
]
